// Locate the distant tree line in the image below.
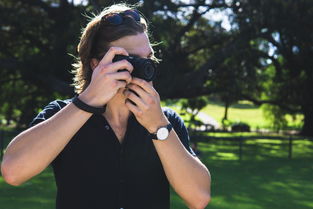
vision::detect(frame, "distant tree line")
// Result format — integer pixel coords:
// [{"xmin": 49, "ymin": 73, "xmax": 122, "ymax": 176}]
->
[{"xmin": 0, "ymin": 0, "xmax": 312, "ymax": 136}]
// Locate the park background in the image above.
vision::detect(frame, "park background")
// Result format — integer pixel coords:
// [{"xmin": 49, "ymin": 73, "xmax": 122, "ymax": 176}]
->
[{"xmin": 0, "ymin": 0, "xmax": 312, "ymax": 208}]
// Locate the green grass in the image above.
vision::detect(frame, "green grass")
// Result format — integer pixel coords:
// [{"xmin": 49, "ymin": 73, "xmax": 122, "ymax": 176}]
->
[
  {"xmin": 0, "ymin": 168, "xmax": 56, "ymax": 209},
  {"xmin": 1, "ymin": 135, "xmax": 313, "ymax": 209},
  {"xmin": 202, "ymin": 102, "xmax": 267, "ymax": 129},
  {"xmin": 202, "ymin": 158, "xmax": 313, "ymax": 209},
  {"xmin": 163, "ymin": 100, "xmax": 303, "ymax": 130},
  {"xmin": 0, "ymin": 100, "xmax": 309, "ymax": 208}
]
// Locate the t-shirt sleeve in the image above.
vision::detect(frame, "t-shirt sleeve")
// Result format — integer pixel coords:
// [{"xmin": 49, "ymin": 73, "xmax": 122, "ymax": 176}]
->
[
  {"xmin": 29, "ymin": 100, "xmax": 70, "ymax": 128},
  {"xmin": 163, "ymin": 107, "xmax": 197, "ymax": 157}
]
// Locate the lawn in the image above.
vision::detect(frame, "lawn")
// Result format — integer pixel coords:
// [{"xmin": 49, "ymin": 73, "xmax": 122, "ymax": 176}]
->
[
  {"xmin": 0, "ymin": 99, "xmax": 309, "ymax": 209},
  {"xmin": 1, "ymin": 134, "xmax": 313, "ymax": 209},
  {"xmin": 163, "ymin": 100, "xmax": 303, "ymax": 130}
]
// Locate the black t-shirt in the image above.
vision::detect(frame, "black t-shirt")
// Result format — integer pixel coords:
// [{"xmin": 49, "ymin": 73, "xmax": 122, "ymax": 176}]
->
[{"xmin": 30, "ymin": 99, "xmax": 196, "ymax": 209}]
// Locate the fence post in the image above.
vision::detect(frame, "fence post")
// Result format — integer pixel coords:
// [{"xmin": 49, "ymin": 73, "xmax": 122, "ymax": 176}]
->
[
  {"xmin": 239, "ymin": 137, "xmax": 243, "ymax": 161},
  {"xmin": 288, "ymin": 136, "xmax": 293, "ymax": 160}
]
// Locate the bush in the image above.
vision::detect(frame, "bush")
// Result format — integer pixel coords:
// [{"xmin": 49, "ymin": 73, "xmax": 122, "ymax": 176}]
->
[{"xmin": 231, "ymin": 122, "xmax": 250, "ymax": 132}]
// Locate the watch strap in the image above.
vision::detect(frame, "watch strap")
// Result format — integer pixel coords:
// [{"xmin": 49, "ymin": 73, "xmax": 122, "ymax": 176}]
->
[
  {"xmin": 72, "ymin": 96, "xmax": 106, "ymax": 114},
  {"xmin": 149, "ymin": 123, "xmax": 173, "ymax": 140}
]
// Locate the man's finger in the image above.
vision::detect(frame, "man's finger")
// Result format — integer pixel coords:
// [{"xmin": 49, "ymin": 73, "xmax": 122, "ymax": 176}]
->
[
  {"xmin": 127, "ymin": 84, "xmax": 149, "ymax": 99},
  {"xmin": 130, "ymin": 77, "xmax": 155, "ymax": 95},
  {"xmin": 99, "ymin": 46, "xmax": 129, "ymax": 65},
  {"xmin": 102, "ymin": 59, "xmax": 134, "ymax": 74},
  {"xmin": 125, "ymin": 99, "xmax": 142, "ymax": 116},
  {"xmin": 115, "ymin": 80, "xmax": 128, "ymax": 89},
  {"xmin": 124, "ymin": 90, "xmax": 147, "ymax": 110},
  {"xmin": 109, "ymin": 71, "xmax": 132, "ymax": 84}
]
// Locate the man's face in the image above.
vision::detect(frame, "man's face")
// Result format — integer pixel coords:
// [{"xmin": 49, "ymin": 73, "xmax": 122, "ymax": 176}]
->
[
  {"xmin": 109, "ymin": 32, "xmax": 154, "ymax": 86},
  {"xmin": 107, "ymin": 32, "xmax": 154, "ymax": 99},
  {"xmin": 109, "ymin": 32, "xmax": 154, "ymax": 60}
]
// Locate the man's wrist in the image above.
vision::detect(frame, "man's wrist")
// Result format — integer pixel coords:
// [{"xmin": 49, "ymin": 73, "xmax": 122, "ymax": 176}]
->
[
  {"xmin": 149, "ymin": 123, "xmax": 173, "ymax": 140},
  {"xmin": 73, "ymin": 95, "xmax": 106, "ymax": 114},
  {"xmin": 78, "ymin": 92, "xmax": 103, "ymax": 108},
  {"xmin": 147, "ymin": 117, "xmax": 169, "ymax": 134}
]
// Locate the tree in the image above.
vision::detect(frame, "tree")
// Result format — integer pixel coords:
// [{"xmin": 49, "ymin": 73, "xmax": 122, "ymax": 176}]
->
[
  {"xmin": 229, "ymin": 0, "xmax": 313, "ymax": 136},
  {"xmin": 1, "ymin": 0, "xmax": 233, "ymax": 126},
  {"xmin": 1, "ymin": 0, "xmax": 313, "ymax": 137},
  {"xmin": 0, "ymin": 0, "xmax": 84, "ymax": 126},
  {"xmin": 180, "ymin": 97, "xmax": 208, "ymax": 129}
]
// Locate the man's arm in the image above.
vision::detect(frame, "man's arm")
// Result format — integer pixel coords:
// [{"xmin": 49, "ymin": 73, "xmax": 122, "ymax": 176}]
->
[
  {"xmin": 1, "ymin": 103, "xmax": 93, "ymax": 186},
  {"xmin": 152, "ymin": 127, "xmax": 211, "ymax": 209},
  {"xmin": 1, "ymin": 47, "xmax": 133, "ymax": 186},
  {"xmin": 124, "ymin": 78, "xmax": 211, "ymax": 209}
]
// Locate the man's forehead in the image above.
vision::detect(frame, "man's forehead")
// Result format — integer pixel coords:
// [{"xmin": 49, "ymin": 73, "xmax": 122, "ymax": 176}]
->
[
  {"xmin": 128, "ymin": 47, "xmax": 153, "ymax": 58},
  {"xmin": 109, "ymin": 33, "xmax": 153, "ymax": 58}
]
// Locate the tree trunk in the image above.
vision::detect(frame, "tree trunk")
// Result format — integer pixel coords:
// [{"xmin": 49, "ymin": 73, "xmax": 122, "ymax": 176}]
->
[
  {"xmin": 301, "ymin": 107, "xmax": 313, "ymax": 137},
  {"xmin": 223, "ymin": 102, "xmax": 229, "ymax": 121},
  {"xmin": 221, "ymin": 102, "xmax": 230, "ymax": 131}
]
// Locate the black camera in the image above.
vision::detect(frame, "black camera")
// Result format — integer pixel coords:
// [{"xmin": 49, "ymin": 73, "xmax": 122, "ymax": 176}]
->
[{"xmin": 113, "ymin": 55, "xmax": 157, "ymax": 82}]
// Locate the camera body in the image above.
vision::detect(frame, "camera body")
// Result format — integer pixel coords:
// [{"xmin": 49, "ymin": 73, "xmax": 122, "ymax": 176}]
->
[{"xmin": 112, "ymin": 55, "xmax": 157, "ymax": 81}]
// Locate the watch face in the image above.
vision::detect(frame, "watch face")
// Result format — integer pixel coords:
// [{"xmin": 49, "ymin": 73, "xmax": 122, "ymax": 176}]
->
[{"xmin": 157, "ymin": 127, "xmax": 169, "ymax": 140}]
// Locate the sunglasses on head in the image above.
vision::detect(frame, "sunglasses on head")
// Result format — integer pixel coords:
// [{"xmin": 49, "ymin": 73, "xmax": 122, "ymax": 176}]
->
[{"xmin": 101, "ymin": 9, "xmax": 141, "ymax": 26}]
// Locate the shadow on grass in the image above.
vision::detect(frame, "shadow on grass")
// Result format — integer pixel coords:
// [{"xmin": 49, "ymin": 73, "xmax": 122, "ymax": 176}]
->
[
  {"xmin": 0, "ymin": 167, "xmax": 56, "ymax": 209},
  {"xmin": 1, "ymin": 139, "xmax": 313, "ymax": 209},
  {"xmin": 195, "ymin": 139, "xmax": 313, "ymax": 209},
  {"xmin": 200, "ymin": 158, "xmax": 313, "ymax": 209}
]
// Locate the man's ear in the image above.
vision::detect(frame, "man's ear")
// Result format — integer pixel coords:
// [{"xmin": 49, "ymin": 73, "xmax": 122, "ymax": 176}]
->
[{"xmin": 90, "ymin": 58, "xmax": 99, "ymax": 70}]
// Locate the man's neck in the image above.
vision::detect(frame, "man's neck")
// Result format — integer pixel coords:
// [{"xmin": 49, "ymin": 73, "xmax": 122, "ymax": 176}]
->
[{"xmin": 103, "ymin": 90, "xmax": 131, "ymax": 127}]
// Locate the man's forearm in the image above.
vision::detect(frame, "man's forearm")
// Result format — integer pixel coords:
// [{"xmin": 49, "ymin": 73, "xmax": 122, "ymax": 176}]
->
[
  {"xmin": 152, "ymin": 129, "xmax": 211, "ymax": 209},
  {"xmin": 1, "ymin": 103, "xmax": 92, "ymax": 186}
]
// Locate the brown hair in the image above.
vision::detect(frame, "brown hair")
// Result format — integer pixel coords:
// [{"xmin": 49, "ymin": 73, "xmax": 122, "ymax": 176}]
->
[{"xmin": 71, "ymin": 4, "xmax": 148, "ymax": 94}]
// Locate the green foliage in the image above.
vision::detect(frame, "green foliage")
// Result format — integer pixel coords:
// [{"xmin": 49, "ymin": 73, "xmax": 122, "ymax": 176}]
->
[
  {"xmin": 0, "ymin": 0, "xmax": 86, "ymax": 126},
  {"xmin": 262, "ymin": 104, "xmax": 288, "ymax": 132},
  {"xmin": 1, "ymin": 0, "xmax": 313, "ymax": 136},
  {"xmin": 180, "ymin": 97, "xmax": 208, "ymax": 128},
  {"xmin": 221, "ymin": 118, "xmax": 232, "ymax": 130},
  {"xmin": 230, "ymin": 0, "xmax": 313, "ymax": 135}
]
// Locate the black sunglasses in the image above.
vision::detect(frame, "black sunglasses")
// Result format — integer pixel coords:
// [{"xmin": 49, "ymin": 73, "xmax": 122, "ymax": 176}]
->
[{"xmin": 101, "ymin": 9, "xmax": 141, "ymax": 26}]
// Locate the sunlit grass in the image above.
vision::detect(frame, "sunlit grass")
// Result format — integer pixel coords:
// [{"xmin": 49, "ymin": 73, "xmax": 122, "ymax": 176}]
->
[
  {"xmin": 0, "ymin": 100, "xmax": 310, "ymax": 209},
  {"xmin": 1, "ymin": 136, "xmax": 313, "ymax": 209},
  {"xmin": 0, "ymin": 167, "xmax": 56, "ymax": 209},
  {"xmin": 162, "ymin": 100, "xmax": 303, "ymax": 130}
]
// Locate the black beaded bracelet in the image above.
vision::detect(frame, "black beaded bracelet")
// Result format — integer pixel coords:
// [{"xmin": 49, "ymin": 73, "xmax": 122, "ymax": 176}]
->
[{"xmin": 72, "ymin": 96, "xmax": 106, "ymax": 114}]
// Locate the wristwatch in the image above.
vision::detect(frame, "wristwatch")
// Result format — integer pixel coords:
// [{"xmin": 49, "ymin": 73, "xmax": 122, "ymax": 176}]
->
[{"xmin": 149, "ymin": 123, "xmax": 173, "ymax": 140}]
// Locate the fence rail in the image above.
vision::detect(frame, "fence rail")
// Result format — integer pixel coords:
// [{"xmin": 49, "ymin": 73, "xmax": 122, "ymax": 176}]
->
[
  {"xmin": 191, "ymin": 133, "xmax": 313, "ymax": 160},
  {"xmin": 1, "ymin": 130, "xmax": 313, "ymax": 161}
]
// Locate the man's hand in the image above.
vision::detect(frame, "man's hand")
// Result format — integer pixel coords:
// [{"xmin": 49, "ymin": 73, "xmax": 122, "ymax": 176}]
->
[
  {"xmin": 79, "ymin": 47, "xmax": 133, "ymax": 107},
  {"xmin": 124, "ymin": 77, "xmax": 168, "ymax": 133}
]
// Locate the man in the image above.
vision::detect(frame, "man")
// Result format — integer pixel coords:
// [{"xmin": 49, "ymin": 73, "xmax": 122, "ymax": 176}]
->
[{"xmin": 1, "ymin": 4, "xmax": 211, "ymax": 209}]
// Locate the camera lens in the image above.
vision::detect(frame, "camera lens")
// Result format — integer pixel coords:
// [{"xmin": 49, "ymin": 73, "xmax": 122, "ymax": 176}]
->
[{"xmin": 143, "ymin": 61, "xmax": 155, "ymax": 81}]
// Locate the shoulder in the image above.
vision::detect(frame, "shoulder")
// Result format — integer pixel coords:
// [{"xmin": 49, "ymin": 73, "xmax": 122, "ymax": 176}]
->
[
  {"xmin": 45, "ymin": 98, "xmax": 72, "ymax": 110},
  {"xmin": 38, "ymin": 98, "xmax": 72, "ymax": 115},
  {"xmin": 162, "ymin": 107, "xmax": 197, "ymax": 156},
  {"xmin": 162, "ymin": 107, "xmax": 185, "ymax": 129},
  {"xmin": 29, "ymin": 98, "xmax": 73, "ymax": 127},
  {"xmin": 162, "ymin": 107, "xmax": 181, "ymax": 120}
]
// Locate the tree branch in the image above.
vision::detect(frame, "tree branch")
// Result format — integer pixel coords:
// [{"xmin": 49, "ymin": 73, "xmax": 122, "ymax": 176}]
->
[
  {"xmin": 240, "ymin": 94, "xmax": 301, "ymax": 113},
  {"xmin": 254, "ymin": 49, "xmax": 283, "ymax": 77}
]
